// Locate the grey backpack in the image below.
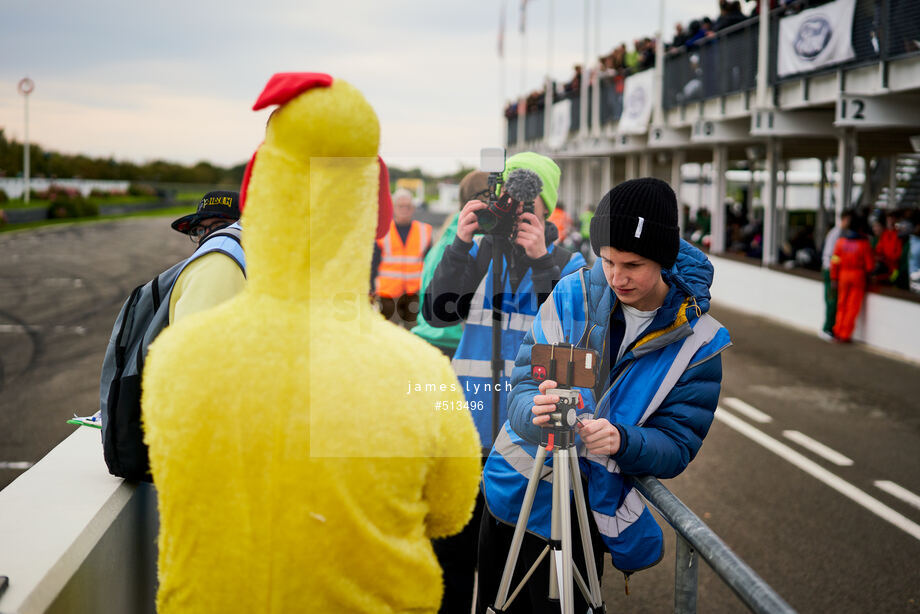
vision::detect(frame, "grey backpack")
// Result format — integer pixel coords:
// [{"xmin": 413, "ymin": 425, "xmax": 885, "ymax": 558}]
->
[{"xmin": 100, "ymin": 225, "xmax": 244, "ymax": 481}]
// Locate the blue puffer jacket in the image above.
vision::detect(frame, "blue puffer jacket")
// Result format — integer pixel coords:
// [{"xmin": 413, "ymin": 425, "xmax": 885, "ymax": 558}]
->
[{"xmin": 482, "ymin": 239, "xmax": 731, "ymax": 572}]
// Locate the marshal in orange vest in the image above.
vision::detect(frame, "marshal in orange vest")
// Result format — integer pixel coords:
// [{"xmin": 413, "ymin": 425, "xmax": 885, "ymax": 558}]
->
[{"xmin": 375, "ymin": 220, "xmax": 433, "ymax": 298}]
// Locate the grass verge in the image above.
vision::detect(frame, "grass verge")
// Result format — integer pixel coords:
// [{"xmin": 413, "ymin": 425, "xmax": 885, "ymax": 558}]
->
[{"xmin": 0, "ymin": 205, "xmax": 196, "ymax": 234}]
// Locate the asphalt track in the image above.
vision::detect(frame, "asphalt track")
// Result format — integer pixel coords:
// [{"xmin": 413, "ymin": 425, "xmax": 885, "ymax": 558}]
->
[{"xmin": 1, "ymin": 218, "xmax": 918, "ymax": 613}]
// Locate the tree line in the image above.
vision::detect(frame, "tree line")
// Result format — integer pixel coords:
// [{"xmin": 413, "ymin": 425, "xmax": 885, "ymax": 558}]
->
[{"xmin": 0, "ymin": 129, "xmax": 476, "ymax": 192}]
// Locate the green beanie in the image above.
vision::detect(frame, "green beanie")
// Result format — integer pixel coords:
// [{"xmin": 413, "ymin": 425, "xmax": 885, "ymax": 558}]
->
[{"xmin": 501, "ymin": 151, "xmax": 560, "ymax": 214}]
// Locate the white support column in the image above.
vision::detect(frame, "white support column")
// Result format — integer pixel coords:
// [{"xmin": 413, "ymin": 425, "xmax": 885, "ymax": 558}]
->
[
  {"xmin": 581, "ymin": 157, "xmax": 593, "ymax": 212},
  {"xmin": 565, "ymin": 159, "xmax": 578, "ymax": 210},
  {"xmin": 672, "ymin": 151, "xmax": 687, "ymax": 235},
  {"xmin": 625, "ymin": 155, "xmax": 638, "ymax": 180},
  {"xmin": 517, "ymin": 97, "xmax": 526, "ymax": 148},
  {"xmin": 639, "ymin": 153, "xmax": 652, "ymax": 178},
  {"xmin": 757, "ymin": 0, "xmax": 771, "ymax": 108},
  {"xmin": 711, "ymin": 145, "xmax": 728, "ymax": 254},
  {"xmin": 779, "ymin": 158, "xmax": 789, "ymax": 253},
  {"xmin": 591, "ymin": 67, "xmax": 601, "ymax": 136},
  {"xmin": 601, "ymin": 154, "xmax": 613, "ymax": 191},
  {"xmin": 579, "ymin": 0, "xmax": 590, "ymax": 138},
  {"xmin": 888, "ymin": 155, "xmax": 898, "ymax": 208},
  {"xmin": 836, "ymin": 128, "xmax": 856, "ymax": 222},
  {"xmin": 762, "ymin": 138, "xmax": 780, "ymax": 265},
  {"xmin": 652, "ymin": 0, "xmax": 666, "ymax": 125},
  {"xmin": 697, "ymin": 163, "xmax": 706, "ymax": 214},
  {"xmin": 816, "ymin": 157, "xmax": 828, "ymax": 247},
  {"xmin": 593, "ymin": 0, "xmax": 602, "ymax": 136}
]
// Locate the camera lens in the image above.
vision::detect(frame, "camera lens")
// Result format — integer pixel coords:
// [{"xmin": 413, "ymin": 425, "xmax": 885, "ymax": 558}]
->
[{"xmin": 476, "ymin": 209, "xmax": 499, "ymax": 233}]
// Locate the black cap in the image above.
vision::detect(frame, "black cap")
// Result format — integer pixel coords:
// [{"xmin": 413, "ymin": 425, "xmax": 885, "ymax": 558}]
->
[
  {"xmin": 171, "ymin": 190, "xmax": 241, "ymax": 234},
  {"xmin": 589, "ymin": 177, "xmax": 680, "ymax": 269}
]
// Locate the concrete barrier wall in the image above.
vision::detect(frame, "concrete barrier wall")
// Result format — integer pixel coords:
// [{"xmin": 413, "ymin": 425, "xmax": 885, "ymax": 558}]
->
[
  {"xmin": 710, "ymin": 255, "xmax": 920, "ymax": 364},
  {"xmin": 0, "ymin": 428, "xmax": 156, "ymax": 614},
  {"xmin": 0, "ymin": 179, "xmax": 130, "ymax": 199}
]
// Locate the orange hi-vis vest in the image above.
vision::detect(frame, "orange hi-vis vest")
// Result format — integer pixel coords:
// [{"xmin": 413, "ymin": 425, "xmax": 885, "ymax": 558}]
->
[{"xmin": 376, "ymin": 220, "xmax": 432, "ymax": 298}]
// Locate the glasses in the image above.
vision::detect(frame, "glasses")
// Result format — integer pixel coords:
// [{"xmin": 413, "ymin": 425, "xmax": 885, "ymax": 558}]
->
[{"xmin": 189, "ymin": 219, "xmax": 231, "ymax": 243}]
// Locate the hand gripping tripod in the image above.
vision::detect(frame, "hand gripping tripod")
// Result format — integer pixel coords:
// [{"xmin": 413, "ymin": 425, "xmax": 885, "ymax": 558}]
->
[{"xmin": 488, "ymin": 347, "xmax": 606, "ymax": 614}]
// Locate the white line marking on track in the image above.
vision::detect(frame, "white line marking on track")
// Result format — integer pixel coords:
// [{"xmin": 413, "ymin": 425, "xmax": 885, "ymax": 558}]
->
[
  {"xmin": 715, "ymin": 409, "xmax": 920, "ymax": 542},
  {"xmin": 0, "ymin": 461, "xmax": 34, "ymax": 470},
  {"xmin": 874, "ymin": 481, "xmax": 920, "ymax": 511},
  {"xmin": 0, "ymin": 324, "xmax": 86, "ymax": 335},
  {"xmin": 722, "ymin": 397, "xmax": 773, "ymax": 423},
  {"xmin": 782, "ymin": 430, "xmax": 854, "ymax": 466},
  {"xmin": 0, "ymin": 324, "xmax": 40, "ymax": 334}
]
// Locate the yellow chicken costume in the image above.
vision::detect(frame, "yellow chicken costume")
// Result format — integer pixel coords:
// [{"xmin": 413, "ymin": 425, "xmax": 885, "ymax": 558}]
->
[{"xmin": 142, "ymin": 72, "xmax": 481, "ymax": 614}]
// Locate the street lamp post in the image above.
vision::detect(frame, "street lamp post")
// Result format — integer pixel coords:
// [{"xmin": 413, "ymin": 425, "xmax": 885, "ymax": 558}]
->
[{"xmin": 18, "ymin": 78, "xmax": 34, "ymax": 204}]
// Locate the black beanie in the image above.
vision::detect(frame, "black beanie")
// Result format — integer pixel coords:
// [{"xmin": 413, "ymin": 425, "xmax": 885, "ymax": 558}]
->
[{"xmin": 589, "ymin": 177, "xmax": 680, "ymax": 268}]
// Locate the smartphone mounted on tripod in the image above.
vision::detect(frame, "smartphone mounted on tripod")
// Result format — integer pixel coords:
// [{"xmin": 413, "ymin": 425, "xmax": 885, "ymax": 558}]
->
[
  {"xmin": 530, "ymin": 343, "xmax": 598, "ymax": 390},
  {"xmin": 530, "ymin": 343, "xmax": 599, "ymax": 450}
]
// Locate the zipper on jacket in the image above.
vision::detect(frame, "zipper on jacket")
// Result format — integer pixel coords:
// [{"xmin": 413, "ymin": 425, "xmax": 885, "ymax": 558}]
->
[{"xmin": 593, "ymin": 361, "xmax": 634, "ymax": 420}]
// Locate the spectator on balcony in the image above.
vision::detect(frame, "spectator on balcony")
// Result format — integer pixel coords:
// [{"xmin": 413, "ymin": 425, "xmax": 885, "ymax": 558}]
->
[
  {"xmin": 610, "ymin": 43, "xmax": 627, "ymax": 72},
  {"xmin": 638, "ymin": 37, "xmax": 657, "ymax": 70},
  {"xmin": 700, "ymin": 17, "xmax": 715, "ymax": 40},
  {"xmin": 684, "ymin": 20, "xmax": 706, "ymax": 47},
  {"xmin": 751, "ymin": 0, "xmax": 781, "ymax": 15},
  {"xmin": 564, "ymin": 65, "xmax": 583, "ymax": 96},
  {"xmin": 625, "ymin": 40, "xmax": 641, "ymax": 73},
  {"xmin": 714, "ymin": 1, "xmax": 747, "ymax": 32},
  {"xmin": 670, "ymin": 22, "xmax": 689, "ymax": 51}
]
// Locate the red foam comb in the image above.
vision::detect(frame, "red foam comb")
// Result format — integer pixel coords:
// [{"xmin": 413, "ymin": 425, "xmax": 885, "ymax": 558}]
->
[
  {"xmin": 252, "ymin": 72, "xmax": 333, "ymax": 110},
  {"xmin": 239, "ymin": 146, "xmax": 261, "ymax": 212},
  {"xmin": 377, "ymin": 157, "xmax": 392, "ymax": 240}
]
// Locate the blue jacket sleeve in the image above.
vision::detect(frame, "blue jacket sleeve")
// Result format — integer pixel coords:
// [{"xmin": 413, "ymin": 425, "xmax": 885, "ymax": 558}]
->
[
  {"xmin": 612, "ymin": 352, "xmax": 723, "ymax": 478},
  {"xmin": 507, "ymin": 328, "xmax": 544, "ymax": 445}
]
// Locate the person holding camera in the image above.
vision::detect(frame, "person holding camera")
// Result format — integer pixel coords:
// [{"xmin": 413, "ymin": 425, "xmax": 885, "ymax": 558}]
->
[
  {"xmin": 423, "ymin": 152, "xmax": 586, "ymax": 448},
  {"xmin": 422, "ymin": 152, "xmax": 584, "ymax": 613},
  {"xmin": 477, "ymin": 178, "xmax": 731, "ymax": 612}
]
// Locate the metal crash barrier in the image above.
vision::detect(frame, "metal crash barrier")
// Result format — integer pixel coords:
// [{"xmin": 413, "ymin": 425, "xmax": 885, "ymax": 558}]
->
[{"xmin": 634, "ymin": 476, "xmax": 796, "ymax": 614}]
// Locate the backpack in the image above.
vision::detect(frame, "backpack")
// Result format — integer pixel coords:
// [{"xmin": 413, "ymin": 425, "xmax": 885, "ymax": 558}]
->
[{"xmin": 100, "ymin": 224, "xmax": 245, "ymax": 481}]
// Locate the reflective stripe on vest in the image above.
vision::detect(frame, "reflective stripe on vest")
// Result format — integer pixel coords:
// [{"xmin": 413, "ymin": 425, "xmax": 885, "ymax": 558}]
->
[
  {"xmin": 452, "ymin": 251, "xmax": 547, "ymax": 445},
  {"xmin": 376, "ymin": 220, "xmax": 431, "ymax": 297}
]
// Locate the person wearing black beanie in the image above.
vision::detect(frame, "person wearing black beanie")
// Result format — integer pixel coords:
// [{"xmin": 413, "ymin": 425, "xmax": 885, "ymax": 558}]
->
[
  {"xmin": 589, "ymin": 177, "xmax": 681, "ymax": 310},
  {"xmin": 480, "ymin": 177, "xmax": 732, "ymax": 602}
]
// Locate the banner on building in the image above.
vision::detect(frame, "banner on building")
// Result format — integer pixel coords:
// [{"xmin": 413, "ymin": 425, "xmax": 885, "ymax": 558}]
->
[
  {"xmin": 617, "ymin": 69, "xmax": 654, "ymax": 135},
  {"xmin": 777, "ymin": 0, "xmax": 856, "ymax": 78},
  {"xmin": 547, "ymin": 99, "xmax": 571, "ymax": 149}
]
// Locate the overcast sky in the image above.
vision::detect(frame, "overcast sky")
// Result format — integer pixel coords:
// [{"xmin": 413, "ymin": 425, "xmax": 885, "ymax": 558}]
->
[{"xmin": 0, "ymin": 0, "xmax": 719, "ymax": 175}]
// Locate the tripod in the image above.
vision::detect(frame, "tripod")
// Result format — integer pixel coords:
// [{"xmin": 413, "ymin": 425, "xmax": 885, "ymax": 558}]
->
[{"xmin": 488, "ymin": 395, "xmax": 606, "ymax": 614}]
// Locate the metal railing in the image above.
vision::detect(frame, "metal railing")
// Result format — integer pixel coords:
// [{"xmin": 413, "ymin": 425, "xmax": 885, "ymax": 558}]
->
[
  {"xmin": 634, "ymin": 476, "xmax": 797, "ymax": 614},
  {"xmin": 887, "ymin": 0, "xmax": 920, "ymax": 60},
  {"xmin": 663, "ymin": 18, "xmax": 760, "ymax": 110},
  {"xmin": 598, "ymin": 74, "xmax": 625, "ymax": 125}
]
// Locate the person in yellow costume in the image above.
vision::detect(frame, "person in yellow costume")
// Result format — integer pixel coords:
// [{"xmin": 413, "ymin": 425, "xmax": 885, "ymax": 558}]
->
[{"xmin": 142, "ymin": 72, "xmax": 482, "ymax": 614}]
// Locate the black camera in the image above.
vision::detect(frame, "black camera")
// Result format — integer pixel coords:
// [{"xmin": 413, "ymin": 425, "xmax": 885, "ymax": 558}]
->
[{"xmin": 474, "ymin": 147, "xmax": 542, "ymax": 238}]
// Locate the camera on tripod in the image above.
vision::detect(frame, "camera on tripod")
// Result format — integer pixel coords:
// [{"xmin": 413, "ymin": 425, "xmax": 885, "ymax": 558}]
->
[{"xmin": 476, "ymin": 147, "xmax": 542, "ymax": 238}]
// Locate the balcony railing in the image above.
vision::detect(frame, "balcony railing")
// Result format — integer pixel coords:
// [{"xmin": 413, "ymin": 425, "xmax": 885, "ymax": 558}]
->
[{"xmin": 664, "ymin": 17, "xmax": 760, "ymax": 110}]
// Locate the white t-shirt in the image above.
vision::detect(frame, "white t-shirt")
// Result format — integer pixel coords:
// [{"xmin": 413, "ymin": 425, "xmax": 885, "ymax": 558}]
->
[{"xmin": 616, "ymin": 303, "xmax": 659, "ymax": 364}]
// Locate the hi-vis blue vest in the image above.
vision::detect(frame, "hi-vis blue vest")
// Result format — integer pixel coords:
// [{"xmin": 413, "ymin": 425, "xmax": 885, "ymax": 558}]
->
[
  {"xmin": 482, "ymin": 266, "xmax": 731, "ymax": 572},
  {"xmin": 451, "ymin": 238, "xmax": 585, "ymax": 447}
]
